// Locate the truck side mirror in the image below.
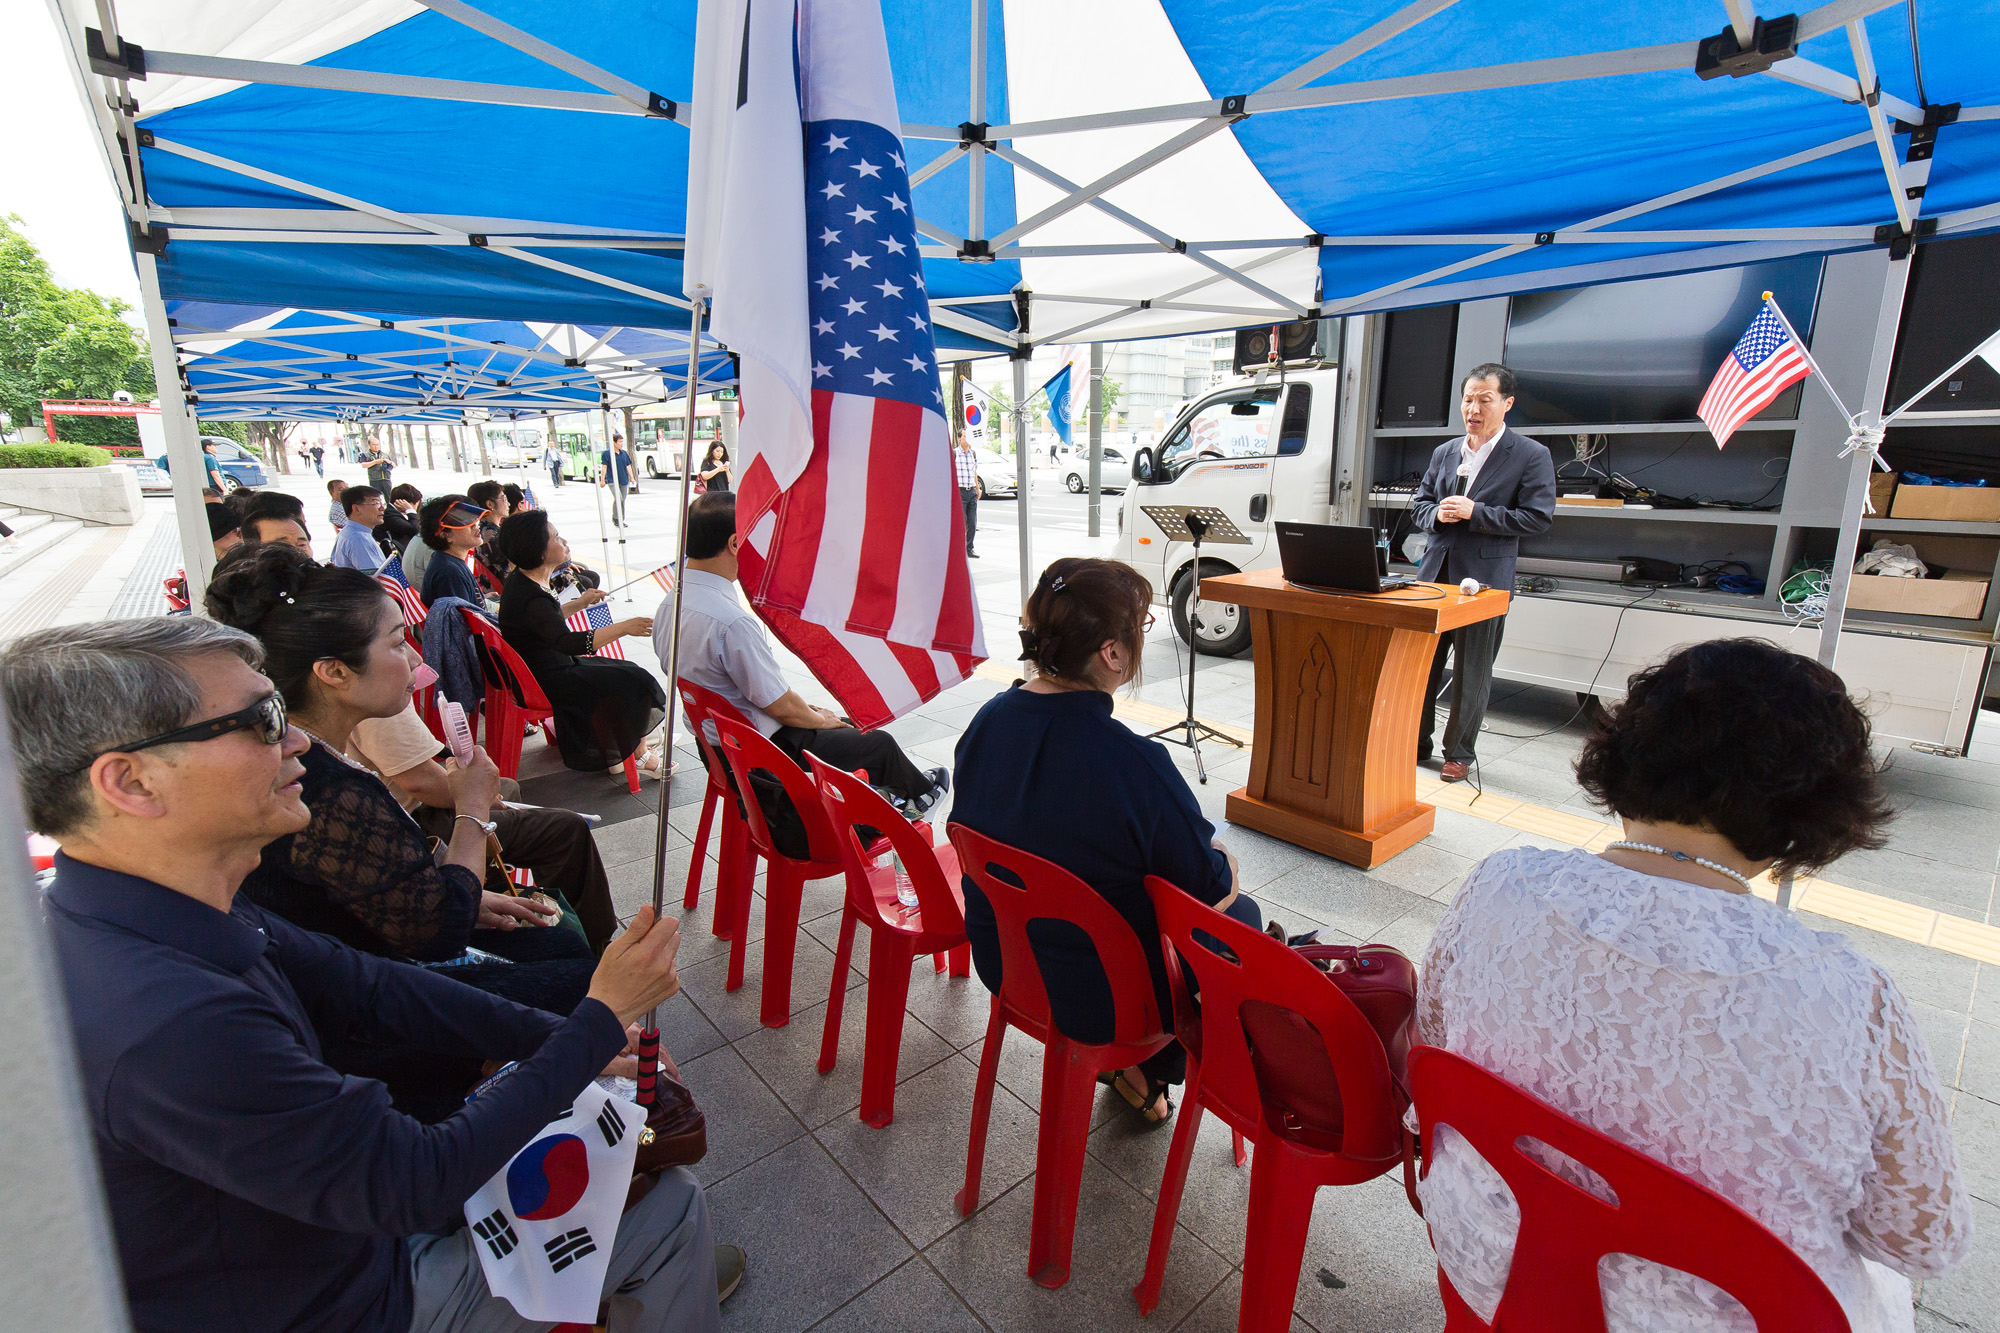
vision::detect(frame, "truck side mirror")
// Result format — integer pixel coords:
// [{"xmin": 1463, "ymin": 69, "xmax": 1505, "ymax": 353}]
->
[{"xmin": 1132, "ymin": 447, "xmax": 1155, "ymax": 484}]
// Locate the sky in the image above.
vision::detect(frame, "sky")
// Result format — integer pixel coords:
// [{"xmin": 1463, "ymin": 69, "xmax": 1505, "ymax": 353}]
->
[{"xmin": 0, "ymin": 3, "xmax": 143, "ymax": 308}]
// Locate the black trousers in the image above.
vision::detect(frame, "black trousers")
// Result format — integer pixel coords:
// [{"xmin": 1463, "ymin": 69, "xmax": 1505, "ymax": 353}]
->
[
  {"xmin": 1418, "ymin": 613, "xmax": 1506, "ymax": 763},
  {"xmin": 960, "ymin": 485, "xmax": 978, "ymax": 554},
  {"xmin": 771, "ymin": 723, "xmax": 933, "ymax": 802}
]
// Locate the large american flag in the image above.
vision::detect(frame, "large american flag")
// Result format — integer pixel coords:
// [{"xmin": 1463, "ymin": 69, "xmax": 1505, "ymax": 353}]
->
[
  {"xmin": 1697, "ymin": 299, "xmax": 1812, "ymax": 447},
  {"xmin": 566, "ymin": 601, "xmax": 627, "ymax": 660},
  {"xmin": 686, "ymin": 0, "xmax": 986, "ymax": 730},
  {"xmin": 376, "ymin": 552, "xmax": 428, "ymax": 628}
]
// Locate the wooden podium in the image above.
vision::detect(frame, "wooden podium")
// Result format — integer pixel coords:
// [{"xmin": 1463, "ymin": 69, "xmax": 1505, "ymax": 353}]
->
[{"xmin": 1200, "ymin": 569, "xmax": 1509, "ymax": 868}]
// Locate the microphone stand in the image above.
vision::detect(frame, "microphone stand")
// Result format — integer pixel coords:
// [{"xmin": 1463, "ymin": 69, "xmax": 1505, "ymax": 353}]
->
[{"xmin": 1147, "ymin": 510, "xmax": 1242, "ymax": 783}]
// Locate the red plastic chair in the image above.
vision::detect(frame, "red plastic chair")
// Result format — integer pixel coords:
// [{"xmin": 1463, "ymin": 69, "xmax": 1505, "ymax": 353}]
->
[
  {"xmin": 459, "ymin": 608, "xmax": 639, "ymax": 794},
  {"xmin": 710, "ymin": 716, "xmax": 848, "ymax": 1027},
  {"xmin": 947, "ymin": 824, "xmax": 1173, "ymax": 1290},
  {"xmin": 807, "ymin": 757, "xmax": 970, "ymax": 1127},
  {"xmin": 673, "ymin": 680, "xmax": 754, "ymax": 940},
  {"xmin": 1408, "ymin": 1045, "xmax": 1852, "ymax": 1332},
  {"xmin": 1133, "ymin": 878, "xmax": 1406, "ymax": 1329}
]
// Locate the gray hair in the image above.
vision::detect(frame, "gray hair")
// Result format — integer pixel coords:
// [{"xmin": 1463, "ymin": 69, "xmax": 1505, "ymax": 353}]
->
[{"xmin": 0, "ymin": 618, "xmax": 264, "ymax": 836}]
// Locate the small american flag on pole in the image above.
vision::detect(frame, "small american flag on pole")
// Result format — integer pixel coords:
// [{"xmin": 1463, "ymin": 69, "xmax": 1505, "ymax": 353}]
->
[
  {"xmin": 377, "ymin": 553, "xmax": 428, "ymax": 628},
  {"xmin": 1697, "ymin": 297, "xmax": 1813, "ymax": 447},
  {"xmin": 566, "ymin": 601, "xmax": 627, "ymax": 660}
]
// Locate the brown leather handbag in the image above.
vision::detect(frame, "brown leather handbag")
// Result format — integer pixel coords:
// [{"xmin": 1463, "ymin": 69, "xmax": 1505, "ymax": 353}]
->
[{"xmin": 633, "ymin": 1073, "xmax": 707, "ymax": 1171}]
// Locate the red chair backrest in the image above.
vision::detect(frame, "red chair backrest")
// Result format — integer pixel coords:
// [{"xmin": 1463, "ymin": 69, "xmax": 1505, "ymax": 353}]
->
[
  {"xmin": 808, "ymin": 756, "xmax": 965, "ymax": 936},
  {"xmin": 946, "ymin": 824, "xmax": 1165, "ymax": 1047},
  {"xmin": 710, "ymin": 715, "xmax": 844, "ymax": 866},
  {"xmin": 1144, "ymin": 877, "xmax": 1402, "ymax": 1162},
  {"xmin": 458, "ymin": 607, "xmax": 552, "ymax": 714},
  {"xmin": 674, "ymin": 678, "xmax": 750, "ymax": 756},
  {"xmin": 1407, "ymin": 1045, "xmax": 1852, "ymax": 1332}
]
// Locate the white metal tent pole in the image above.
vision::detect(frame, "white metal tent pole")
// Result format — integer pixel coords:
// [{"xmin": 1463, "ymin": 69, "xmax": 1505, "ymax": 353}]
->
[
  {"xmin": 649, "ymin": 295, "xmax": 707, "ymax": 993},
  {"xmin": 134, "ymin": 254, "xmax": 217, "ymax": 605},
  {"xmin": 1013, "ymin": 355, "xmax": 1033, "ymax": 606},
  {"xmin": 1817, "ymin": 255, "xmax": 1916, "ymax": 670},
  {"xmin": 601, "ymin": 402, "xmax": 629, "ymax": 594},
  {"xmin": 1087, "ymin": 342, "xmax": 1104, "ymax": 537},
  {"xmin": 588, "ymin": 414, "xmax": 613, "ymax": 579}
]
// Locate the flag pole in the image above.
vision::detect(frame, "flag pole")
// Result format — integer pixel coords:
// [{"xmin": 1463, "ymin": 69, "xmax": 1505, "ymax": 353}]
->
[{"xmin": 647, "ymin": 298, "xmax": 708, "ymax": 1032}]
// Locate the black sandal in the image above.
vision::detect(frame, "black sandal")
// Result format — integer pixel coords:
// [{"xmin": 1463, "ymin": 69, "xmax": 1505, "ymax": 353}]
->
[{"xmin": 1110, "ymin": 1069, "xmax": 1174, "ymax": 1127}]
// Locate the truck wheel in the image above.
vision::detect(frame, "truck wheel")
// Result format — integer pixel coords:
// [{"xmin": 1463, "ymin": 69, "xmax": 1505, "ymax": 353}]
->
[
  {"xmin": 645, "ymin": 457, "xmax": 659, "ymax": 478},
  {"xmin": 1171, "ymin": 563, "xmax": 1251, "ymax": 657}
]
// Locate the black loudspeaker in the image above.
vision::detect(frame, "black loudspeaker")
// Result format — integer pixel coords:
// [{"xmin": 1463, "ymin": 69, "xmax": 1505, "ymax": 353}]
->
[
  {"xmin": 1376, "ymin": 304, "xmax": 1459, "ymax": 427},
  {"xmin": 1233, "ymin": 318, "xmax": 1328, "ymax": 374}
]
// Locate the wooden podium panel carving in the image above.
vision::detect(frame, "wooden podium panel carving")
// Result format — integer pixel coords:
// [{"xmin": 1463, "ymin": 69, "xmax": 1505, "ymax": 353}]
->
[{"xmin": 1200, "ymin": 570, "xmax": 1509, "ymax": 868}]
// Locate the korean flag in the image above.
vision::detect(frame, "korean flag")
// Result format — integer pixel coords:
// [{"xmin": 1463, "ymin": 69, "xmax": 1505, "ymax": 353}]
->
[{"xmin": 463, "ymin": 1080, "xmax": 642, "ymax": 1321}]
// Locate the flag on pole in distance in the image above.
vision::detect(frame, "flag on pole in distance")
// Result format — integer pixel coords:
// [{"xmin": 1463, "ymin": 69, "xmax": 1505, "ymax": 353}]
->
[
  {"xmin": 462, "ymin": 1078, "xmax": 640, "ymax": 1323},
  {"xmin": 1697, "ymin": 298, "xmax": 1812, "ymax": 447},
  {"xmin": 376, "ymin": 553, "xmax": 428, "ymax": 627},
  {"xmin": 1040, "ymin": 362, "xmax": 1075, "ymax": 447},
  {"xmin": 566, "ymin": 601, "xmax": 628, "ymax": 660},
  {"xmin": 684, "ymin": 0, "xmax": 987, "ymax": 730}
]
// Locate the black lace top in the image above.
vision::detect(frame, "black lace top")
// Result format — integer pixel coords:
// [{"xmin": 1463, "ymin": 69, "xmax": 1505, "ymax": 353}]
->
[{"xmin": 240, "ymin": 739, "xmax": 481, "ymax": 961}]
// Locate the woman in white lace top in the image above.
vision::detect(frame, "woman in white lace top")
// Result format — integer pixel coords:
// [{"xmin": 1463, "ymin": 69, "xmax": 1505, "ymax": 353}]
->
[{"xmin": 1415, "ymin": 639, "xmax": 1970, "ymax": 1332}]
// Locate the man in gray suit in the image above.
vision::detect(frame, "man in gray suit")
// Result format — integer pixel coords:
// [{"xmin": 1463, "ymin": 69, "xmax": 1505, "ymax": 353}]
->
[{"xmin": 1410, "ymin": 363, "xmax": 1556, "ymax": 781}]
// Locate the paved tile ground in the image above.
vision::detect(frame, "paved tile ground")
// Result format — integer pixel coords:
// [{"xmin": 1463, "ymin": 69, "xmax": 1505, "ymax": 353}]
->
[{"xmin": 26, "ymin": 472, "xmax": 2000, "ymax": 1329}]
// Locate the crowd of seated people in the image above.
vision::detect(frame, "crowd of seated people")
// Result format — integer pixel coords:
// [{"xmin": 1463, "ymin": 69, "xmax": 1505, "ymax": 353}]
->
[{"xmin": 9, "ymin": 460, "xmax": 1974, "ymax": 1332}]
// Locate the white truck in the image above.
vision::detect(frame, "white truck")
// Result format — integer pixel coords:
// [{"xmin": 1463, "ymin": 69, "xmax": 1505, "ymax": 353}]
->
[{"xmin": 1110, "ymin": 249, "xmax": 1999, "ymax": 752}]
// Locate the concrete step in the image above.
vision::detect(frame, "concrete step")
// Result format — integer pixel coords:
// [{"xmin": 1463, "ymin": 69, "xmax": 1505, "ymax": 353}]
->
[{"xmin": 0, "ymin": 516, "xmax": 85, "ymax": 583}]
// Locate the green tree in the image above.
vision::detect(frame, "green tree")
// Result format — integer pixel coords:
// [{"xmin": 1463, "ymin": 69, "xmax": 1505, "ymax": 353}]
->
[{"xmin": 0, "ymin": 216, "xmax": 154, "ymax": 448}]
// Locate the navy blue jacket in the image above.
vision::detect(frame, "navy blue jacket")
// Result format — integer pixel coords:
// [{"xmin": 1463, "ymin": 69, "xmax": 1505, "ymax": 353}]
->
[
  {"xmin": 44, "ymin": 854, "xmax": 625, "ymax": 1333},
  {"xmin": 1409, "ymin": 426, "xmax": 1557, "ymax": 589},
  {"xmin": 951, "ymin": 685, "xmax": 1231, "ymax": 1043}
]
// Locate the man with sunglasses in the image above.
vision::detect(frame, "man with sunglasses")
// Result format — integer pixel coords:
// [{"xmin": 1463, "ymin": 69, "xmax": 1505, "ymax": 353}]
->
[{"xmin": 4, "ymin": 618, "xmax": 727, "ymax": 1333}]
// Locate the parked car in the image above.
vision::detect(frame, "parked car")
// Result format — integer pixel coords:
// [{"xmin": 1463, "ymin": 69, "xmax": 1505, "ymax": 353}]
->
[
  {"xmin": 1062, "ymin": 447, "xmax": 1131, "ymax": 493},
  {"xmin": 117, "ymin": 457, "xmax": 173, "ymax": 494},
  {"xmin": 973, "ymin": 448, "xmax": 1016, "ymax": 499},
  {"xmin": 154, "ymin": 436, "xmax": 270, "ymax": 492}
]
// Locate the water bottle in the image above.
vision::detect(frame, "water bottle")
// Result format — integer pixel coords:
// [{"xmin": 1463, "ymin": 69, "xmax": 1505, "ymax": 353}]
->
[{"xmin": 892, "ymin": 847, "xmax": 920, "ymax": 910}]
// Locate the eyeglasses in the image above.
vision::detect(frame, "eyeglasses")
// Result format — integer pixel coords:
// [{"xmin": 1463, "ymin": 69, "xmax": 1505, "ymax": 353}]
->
[
  {"xmin": 86, "ymin": 693, "xmax": 289, "ymax": 766},
  {"xmin": 1141, "ymin": 613, "xmax": 1156, "ymax": 633}
]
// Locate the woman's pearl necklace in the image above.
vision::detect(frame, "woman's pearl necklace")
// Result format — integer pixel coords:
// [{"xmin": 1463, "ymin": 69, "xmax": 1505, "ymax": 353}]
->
[{"xmin": 1604, "ymin": 841, "xmax": 1756, "ymax": 895}]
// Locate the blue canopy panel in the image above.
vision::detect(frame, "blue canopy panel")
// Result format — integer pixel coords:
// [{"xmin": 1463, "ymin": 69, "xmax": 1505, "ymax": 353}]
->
[
  {"xmin": 885, "ymin": 0, "xmax": 1023, "ymax": 350},
  {"xmin": 1161, "ymin": 1, "xmax": 2000, "ymax": 313},
  {"xmin": 136, "ymin": 0, "xmax": 1018, "ymax": 358},
  {"xmin": 168, "ymin": 303, "xmax": 733, "ymax": 422}
]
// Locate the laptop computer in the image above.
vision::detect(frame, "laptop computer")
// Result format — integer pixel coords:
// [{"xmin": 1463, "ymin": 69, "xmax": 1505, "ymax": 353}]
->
[{"xmin": 1274, "ymin": 522, "xmax": 1418, "ymax": 594}]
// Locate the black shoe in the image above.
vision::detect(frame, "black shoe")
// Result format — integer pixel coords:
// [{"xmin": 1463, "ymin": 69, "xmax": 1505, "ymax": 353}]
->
[
  {"xmin": 907, "ymin": 765, "xmax": 951, "ymax": 817},
  {"xmin": 1416, "ymin": 745, "xmax": 1433, "ymax": 763},
  {"xmin": 967, "ymin": 550, "xmax": 980, "ymax": 558}
]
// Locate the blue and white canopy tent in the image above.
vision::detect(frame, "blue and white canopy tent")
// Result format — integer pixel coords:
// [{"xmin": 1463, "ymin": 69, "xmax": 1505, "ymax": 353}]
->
[
  {"xmin": 167, "ymin": 303, "xmax": 736, "ymax": 423},
  {"xmin": 44, "ymin": 0, "xmax": 2000, "ymax": 636}
]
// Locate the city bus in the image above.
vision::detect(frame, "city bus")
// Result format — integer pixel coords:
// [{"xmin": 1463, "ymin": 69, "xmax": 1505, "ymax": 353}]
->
[{"xmin": 630, "ymin": 403, "xmax": 724, "ymax": 478}]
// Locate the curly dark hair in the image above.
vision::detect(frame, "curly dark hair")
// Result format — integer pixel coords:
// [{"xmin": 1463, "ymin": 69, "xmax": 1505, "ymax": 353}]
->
[
  {"xmin": 1019, "ymin": 557, "xmax": 1152, "ymax": 686},
  {"xmin": 203, "ymin": 542, "xmax": 396, "ymax": 709},
  {"xmin": 1574, "ymin": 638, "xmax": 1891, "ymax": 877}
]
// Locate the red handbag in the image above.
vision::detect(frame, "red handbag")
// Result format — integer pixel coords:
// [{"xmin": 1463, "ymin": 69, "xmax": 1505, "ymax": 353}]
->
[{"xmin": 1237, "ymin": 938, "xmax": 1417, "ymax": 1158}]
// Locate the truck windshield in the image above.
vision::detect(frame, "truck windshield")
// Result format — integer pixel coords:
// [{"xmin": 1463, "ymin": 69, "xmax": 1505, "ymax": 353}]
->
[{"xmin": 1153, "ymin": 387, "xmax": 1282, "ymax": 481}]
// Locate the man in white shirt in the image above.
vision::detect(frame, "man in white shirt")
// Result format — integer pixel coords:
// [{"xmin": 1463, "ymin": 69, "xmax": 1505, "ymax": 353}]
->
[
  {"xmin": 328, "ymin": 486, "xmax": 388, "ymax": 572},
  {"xmin": 954, "ymin": 432, "xmax": 980, "ymax": 558},
  {"xmin": 659, "ymin": 492, "xmax": 946, "ymax": 813}
]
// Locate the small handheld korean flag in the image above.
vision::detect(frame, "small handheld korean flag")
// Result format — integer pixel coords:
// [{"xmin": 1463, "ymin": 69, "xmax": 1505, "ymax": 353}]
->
[{"xmin": 463, "ymin": 1079, "xmax": 641, "ymax": 1321}]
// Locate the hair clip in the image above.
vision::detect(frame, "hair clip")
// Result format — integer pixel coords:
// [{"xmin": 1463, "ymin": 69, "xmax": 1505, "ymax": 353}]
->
[
  {"xmin": 1048, "ymin": 574, "xmax": 1068, "ymax": 593},
  {"xmin": 279, "ymin": 592, "xmax": 297, "ymax": 605},
  {"xmin": 1016, "ymin": 627, "xmax": 1042, "ymax": 663}
]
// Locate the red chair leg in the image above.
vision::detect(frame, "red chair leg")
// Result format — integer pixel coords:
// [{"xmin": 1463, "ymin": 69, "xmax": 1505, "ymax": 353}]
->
[
  {"xmin": 759, "ymin": 862, "xmax": 805, "ymax": 1027},
  {"xmin": 947, "ymin": 941, "xmax": 970, "ymax": 977},
  {"xmin": 1233, "ymin": 1131, "xmax": 1247, "ymax": 1168},
  {"xmin": 684, "ymin": 788, "xmax": 718, "ymax": 912},
  {"xmin": 933, "ymin": 951, "xmax": 947, "ymax": 974},
  {"xmin": 1134, "ymin": 1071, "xmax": 1208, "ymax": 1315},
  {"xmin": 1239, "ymin": 1139, "xmax": 1319, "ymax": 1333},
  {"xmin": 1026, "ymin": 1037, "xmax": 1101, "ymax": 1289},
  {"xmin": 857, "ymin": 931, "xmax": 917, "ymax": 1128},
  {"xmin": 818, "ymin": 907, "xmax": 860, "ymax": 1075},
  {"xmin": 623, "ymin": 755, "xmax": 640, "ymax": 794},
  {"xmin": 724, "ymin": 847, "xmax": 755, "ymax": 993},
  {"xmin": 957, "ymin": 998, "xmax": 1006, "ymax": 1217},
  {"xmin": 714, "ymin": 807, "xmax": 748, "ymax": 940}
]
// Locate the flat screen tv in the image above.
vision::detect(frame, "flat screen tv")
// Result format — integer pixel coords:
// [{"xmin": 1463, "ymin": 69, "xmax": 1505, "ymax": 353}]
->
[
  {"xmin": 1886, "ymin": 232, "xmax": 2000, "ymax": 413},
  {"xmin": 1503, "ymin": 257, "xmax": 1824, "ymax": 425}
]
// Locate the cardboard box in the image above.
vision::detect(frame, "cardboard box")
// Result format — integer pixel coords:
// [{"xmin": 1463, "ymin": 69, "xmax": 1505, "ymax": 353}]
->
[
  {"xmin": 1868, "ymin": 471, "xmax": 1898, "ymax": 515},
  {"xmin": 1847, "ymin": 532, "xmax": 1993, "ymax": 620},
  {"xmin": 1888, "ymin": 483, "xmax": 2000, "ymax": 522}
]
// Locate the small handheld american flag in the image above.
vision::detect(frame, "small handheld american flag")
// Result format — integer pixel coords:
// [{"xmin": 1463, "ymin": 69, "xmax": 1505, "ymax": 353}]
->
[
  {"xmin": 566, "ymin": 601, "xmax": 627, "ymax": 660},
  {"xmin": 376, "ymin": 552, "xmax": 429, "ymax": 628},
  {"xmin": 1697, "ymin": 296, "xmax": 1813, "ymax": 447}
]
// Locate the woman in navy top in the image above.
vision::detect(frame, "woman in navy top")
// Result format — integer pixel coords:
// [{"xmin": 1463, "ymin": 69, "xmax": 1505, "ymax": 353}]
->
[{"xmin": 952, "ymin": 558, "xmax": 1263, "ymax": 1124}]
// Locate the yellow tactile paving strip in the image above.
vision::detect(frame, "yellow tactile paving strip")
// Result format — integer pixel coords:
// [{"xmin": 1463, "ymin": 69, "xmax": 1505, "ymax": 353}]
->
[{"xmin": 965, "ymin": 663, "xmax": 2000, "ymax": 966}]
